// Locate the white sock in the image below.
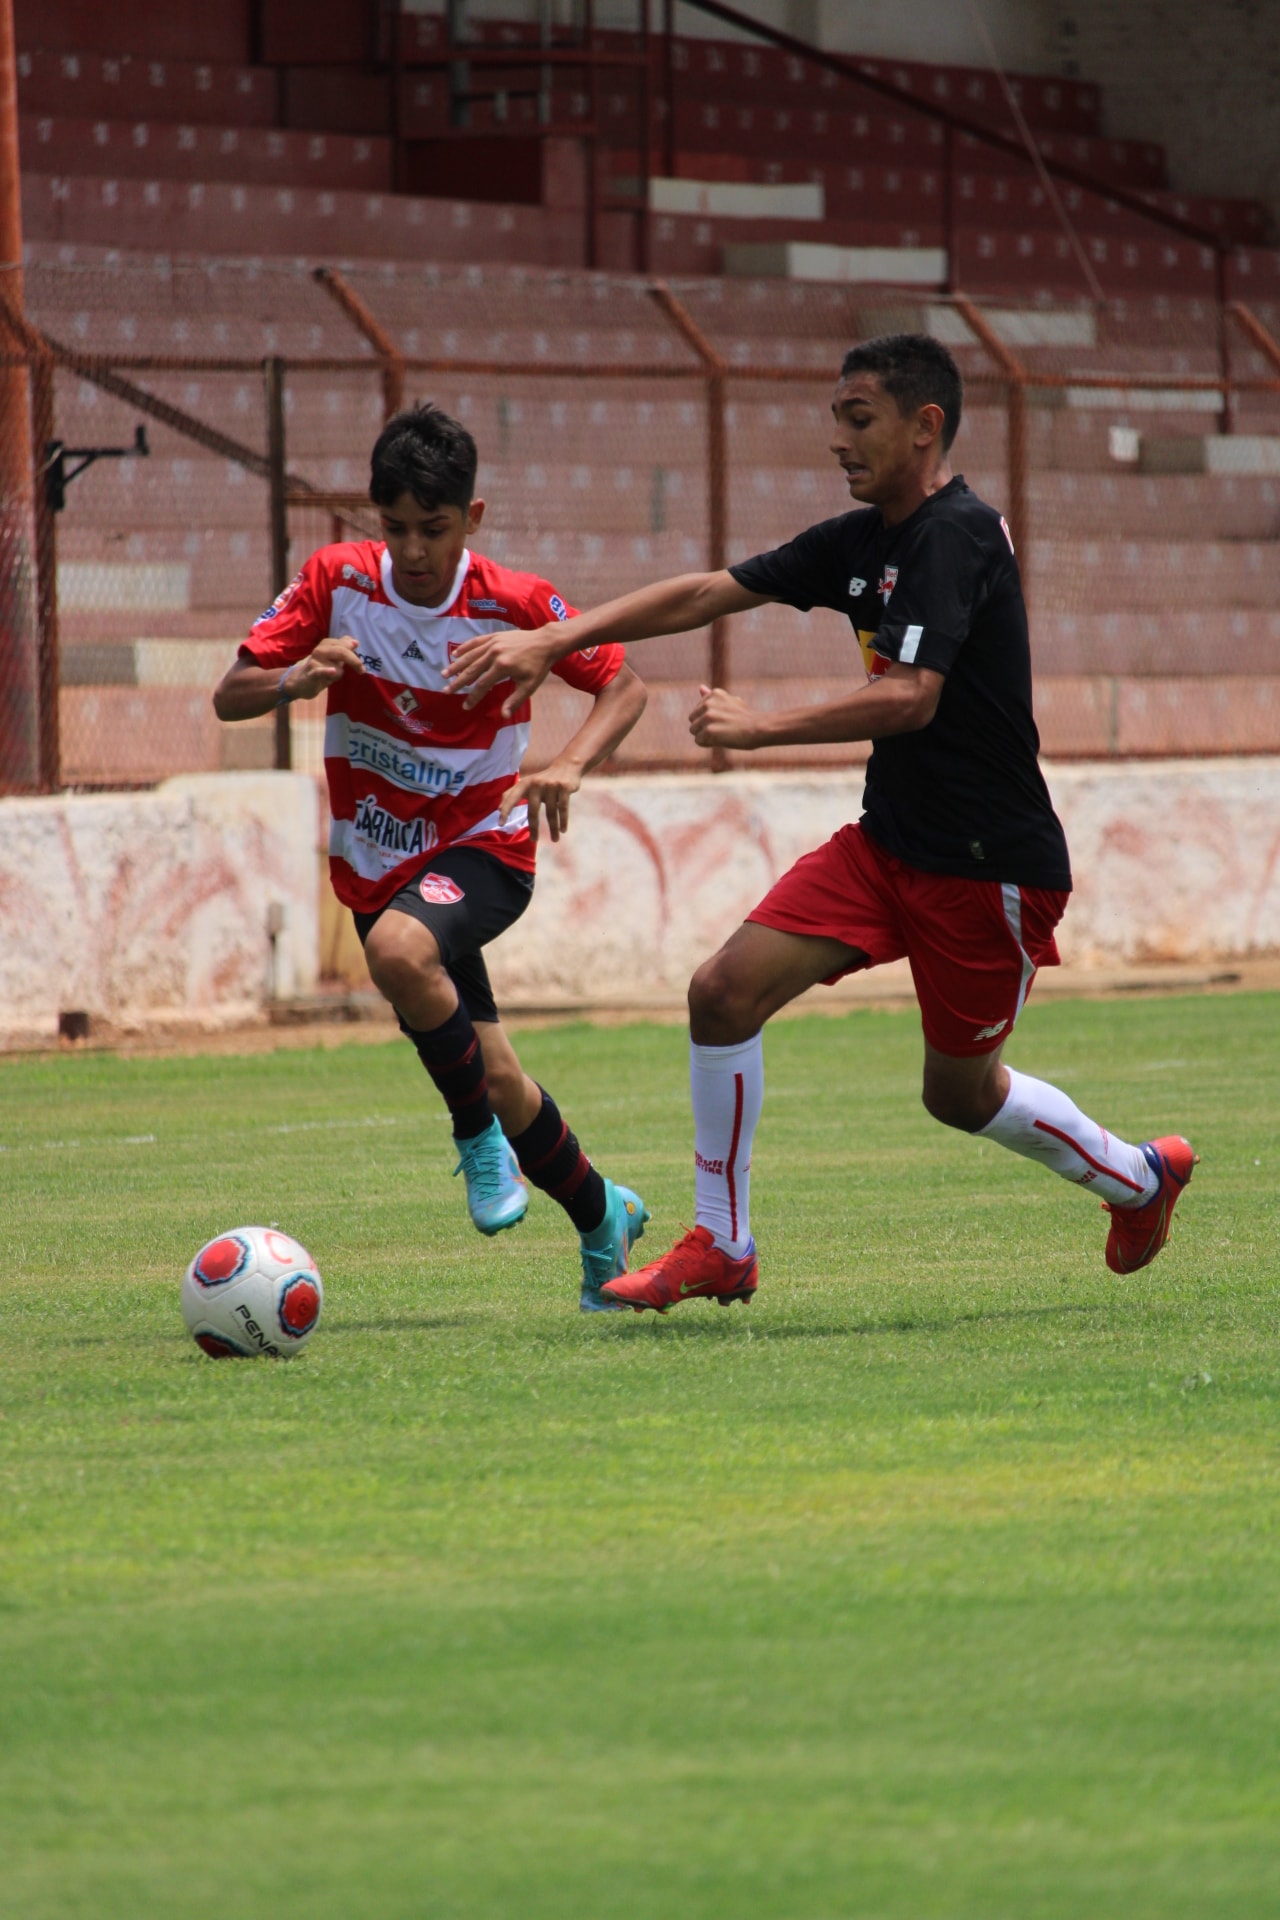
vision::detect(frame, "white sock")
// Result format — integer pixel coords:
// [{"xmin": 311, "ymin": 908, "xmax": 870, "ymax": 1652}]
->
[
  {"xmin": 978, "ymin": 1067, "xmax": 1159, "ymax": 1207},
  {"xmin": 691, "ymin": 1033, "xmax": 763, "ymax": 1257}
]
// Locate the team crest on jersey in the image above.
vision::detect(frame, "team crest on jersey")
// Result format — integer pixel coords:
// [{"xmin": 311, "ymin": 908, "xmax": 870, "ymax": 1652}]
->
[
  {"xmin": 420, "ymin": 873, "xmax": 465, "ymax": 906},
  {"xmin": 878, "ymin": 566, "xmax": 899, "ymax": 605},
  {"xmin": 394, "ymin": 688, "xmax": 419, "ymax": 716},
  {"xmin": 354, "ymin": 793, "xmax": 428, "ymax": 861}
]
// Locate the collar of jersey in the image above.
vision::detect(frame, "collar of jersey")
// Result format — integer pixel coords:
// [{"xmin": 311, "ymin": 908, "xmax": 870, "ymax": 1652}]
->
[{"xmin": 380, "ymin": 545, "xmax": 470, "ymax": 616}]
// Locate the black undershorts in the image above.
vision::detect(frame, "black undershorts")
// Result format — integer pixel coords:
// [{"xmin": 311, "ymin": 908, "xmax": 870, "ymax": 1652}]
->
[{"xmin": 352, "ymin": 845, "xmax": 534, "ymax": 1026}]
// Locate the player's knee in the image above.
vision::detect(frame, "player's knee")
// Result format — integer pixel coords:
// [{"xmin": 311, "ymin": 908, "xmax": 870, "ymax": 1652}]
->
[
  {"xmin": 922, "ymin": 1078, "xmax": 993, "ymax": 1132},
  {"xmin": 364, "ymin": 923, "xmax": 445, "ymax": 1005},
  {"xmin": 688, "ymin": 954, "xmax": 758, "ymax": 1042}
]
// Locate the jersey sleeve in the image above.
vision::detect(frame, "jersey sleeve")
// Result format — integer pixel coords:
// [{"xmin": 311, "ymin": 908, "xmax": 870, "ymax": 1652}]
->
[
  {"xmin": 727, "ymin": 515, "xmax": 850, "ymax": 612},
  {"xmin": 239, "ymin": 550, "xmax": 336, "ymax": 668},
  {"xmin": 871, "ymin": 520, "xmax": 988, "ymax": 675},
  {"xmin": 524, "ymin": 576, "xmax": 625, "ymax": 693}
]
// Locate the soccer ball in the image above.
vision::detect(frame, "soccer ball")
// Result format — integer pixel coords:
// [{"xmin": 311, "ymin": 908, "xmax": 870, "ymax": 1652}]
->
[{"xmin": 182, "ymin": 1226, "xmax": 323, "ymax": 1359}]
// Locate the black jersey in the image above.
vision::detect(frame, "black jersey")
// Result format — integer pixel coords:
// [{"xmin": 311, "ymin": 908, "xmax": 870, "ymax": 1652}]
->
[{"xmin": 728, "ymin": 476, "xmax": 1071, "ymax": 890}]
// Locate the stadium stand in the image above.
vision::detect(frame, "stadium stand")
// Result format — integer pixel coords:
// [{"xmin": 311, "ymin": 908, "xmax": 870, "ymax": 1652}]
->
[{"xmin": 5, "ymin": 1, "xmax": 1280, "ymax": 792}]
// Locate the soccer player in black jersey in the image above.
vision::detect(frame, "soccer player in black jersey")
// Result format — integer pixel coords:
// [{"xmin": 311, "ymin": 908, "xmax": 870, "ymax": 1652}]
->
[{"xmin": 449, "ymin": 334, "xmax": 1196, "ymax": 1311}]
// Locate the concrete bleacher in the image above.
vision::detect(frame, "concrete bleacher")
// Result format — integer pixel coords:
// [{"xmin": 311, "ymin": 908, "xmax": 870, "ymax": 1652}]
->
[
  {"xmin": 14, "ymin": 6, "xmax": 1276, "ymax": 291},
  {"xmin": 12, "ymin": 8, "xmax": 1280, "ymax": 778}
]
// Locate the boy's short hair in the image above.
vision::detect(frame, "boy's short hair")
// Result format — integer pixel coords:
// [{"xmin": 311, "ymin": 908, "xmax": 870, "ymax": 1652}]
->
[
  {"xmin": 369, "ymin": 403, "xmax": 478, "ymax": 512},
  {"xmin": 840, "ymin": 333, "xmax": 963, "ymax": 451}
]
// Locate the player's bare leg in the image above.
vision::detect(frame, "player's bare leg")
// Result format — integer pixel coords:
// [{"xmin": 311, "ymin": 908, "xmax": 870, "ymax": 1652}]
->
[
  {"xmin": 605, "ymin": 923, "xmax": 863, "ymax": 1312},
  {"xmin": 364, "ymin": 912, "xmax": 528, "ymax": 1235},
  {"xmin": 923, "ymin": 1040, "xmax": 1197, "ymax": 1273}
]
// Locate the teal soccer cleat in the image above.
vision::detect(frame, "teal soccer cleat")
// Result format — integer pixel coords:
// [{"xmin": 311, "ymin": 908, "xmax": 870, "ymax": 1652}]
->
[
  {"xmin": 579, "ymin": 1180, "xmax": 651, "ymax": 1312},
  {"xmin": 453, "ymin": 1118, "xmax": 529, "ymax": 1236}
]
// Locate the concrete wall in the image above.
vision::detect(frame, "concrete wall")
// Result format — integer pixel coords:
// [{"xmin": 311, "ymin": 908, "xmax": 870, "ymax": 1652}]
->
[
  {"xmin": 0, "ymin": 773, "xmax": 320, "ymax": 1041},
  {"xmin": 1046, "ymin": 2, "xmax": 1280, "ymax": 223},
  {"xmin": 482, "ymin": 758, "xmax": 1280, "ymax": 1004}
]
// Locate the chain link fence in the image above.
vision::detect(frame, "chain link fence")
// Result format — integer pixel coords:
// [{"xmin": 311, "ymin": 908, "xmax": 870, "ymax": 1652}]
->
[{"xmin": 3, "ymin": 254, "xmax": 1280, "ymax": 796}]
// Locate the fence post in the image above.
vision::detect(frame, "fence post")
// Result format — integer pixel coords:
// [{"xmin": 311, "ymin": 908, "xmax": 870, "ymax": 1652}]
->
[
  {"xmin": 951, "ymin": 295, "xmax": 1029, "ymax": 600},
  {"xmin": 264, "ymin": 356, "xmax": 292, "ymax": 772},
  {"xmin": 30, "ymin": 348, "xmax": 59, "ymax": 790},
  {"xmin": 313, "ymin": 265, "xmax": 406, "ymax": 421},
  {"xmin": 646, "ymin": 281, "xmax": 730, "ymax": 767}
]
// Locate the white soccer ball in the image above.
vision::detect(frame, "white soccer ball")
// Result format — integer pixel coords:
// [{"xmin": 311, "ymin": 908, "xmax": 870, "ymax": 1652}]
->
[{"xmin": 181, "ymin": 1226, "xmax": 323, "ymax": 1359}]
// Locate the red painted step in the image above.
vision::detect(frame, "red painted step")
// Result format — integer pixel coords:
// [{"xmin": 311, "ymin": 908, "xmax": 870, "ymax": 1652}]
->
[{"xmin": 20, "ymin": 115, "xmax": 392, "ymax": 193}]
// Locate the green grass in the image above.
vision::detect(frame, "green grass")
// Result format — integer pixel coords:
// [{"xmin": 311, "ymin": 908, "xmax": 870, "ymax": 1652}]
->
[{"xmin": 2, "ymin": 995, "xmax": 1278, "ymax": 1919}]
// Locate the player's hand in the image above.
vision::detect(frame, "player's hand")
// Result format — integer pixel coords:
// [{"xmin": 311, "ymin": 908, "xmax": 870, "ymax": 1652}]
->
[
  {"xmin": 281, "ymin": 635, "xmax": 366, "ymax": 701},
  {"xmin": 498, "ymin": 758, "xmax": 583, "ymax": 844},
  {"xmin": 445, "ymin": 625, "xmax": 560, "ymax": 717},
  {"xmin": 689, "ymin": 684, "xmax": 761, "ymax": 751}
]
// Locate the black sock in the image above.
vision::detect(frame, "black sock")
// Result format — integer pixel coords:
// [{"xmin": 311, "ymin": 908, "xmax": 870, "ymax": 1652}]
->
[
  {"xmin": 402, "ymin": 1003, "xmax": 493, "ymax": 1141},
  {"xmin": 509, "ymin": 1088, "xmax": 608, "ymax": 1235}
]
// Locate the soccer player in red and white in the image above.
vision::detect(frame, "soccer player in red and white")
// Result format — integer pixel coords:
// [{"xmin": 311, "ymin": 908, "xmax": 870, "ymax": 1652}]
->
[
  {"xmin": 446, "ymin": 335, "xmax": 1196, "ymax": 1312},
  {"xmin": 214, "ymin": 403, "xmax": 651, "ymax": 1310}
]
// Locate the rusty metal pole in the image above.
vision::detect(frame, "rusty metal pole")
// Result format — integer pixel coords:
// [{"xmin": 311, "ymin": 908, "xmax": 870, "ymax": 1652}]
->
[
  {"xmin": 661, "ymin": 0, "xmax": 675, "ymax": 179},
  {"xmin": 29, "ymin": 349, "xmax": 58, "ymax": 788},
  {"xmin": 264, "ymin": 356, "xmax": 292, "ymax": 772},
  {"xmin": 313, "ymin": 264, "xmax": 405, "ymax": 420},
  {"xmin": 0, "ymin": 0, "xmax": 40, "ymax": 792},
  {"xmin": 952, "ymin": 294, "xmax": 1029, "ymax": 600},
  {"xmin": 647, "ymin": 281, "xmax": 730, "ymax": 767}
]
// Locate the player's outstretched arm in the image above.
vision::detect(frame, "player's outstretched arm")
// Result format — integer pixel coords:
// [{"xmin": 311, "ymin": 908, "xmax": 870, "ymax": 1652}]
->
[
  {"xmin": 212, "ymin": 636, "xmax": 366, "ymax": 721},
  {"xmin": 689, "ymin": 662, "xmax": 944, "ymax": 752},
  {"xmin": 499, "ymin": 664, "xmax": 647, "ymax": 844},
  {"xmin": 446, "ymin": 571, "xmax": 766, "ymax": 719}
]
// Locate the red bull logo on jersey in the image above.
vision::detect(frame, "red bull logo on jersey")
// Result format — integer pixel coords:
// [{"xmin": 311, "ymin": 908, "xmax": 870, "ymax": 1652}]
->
[
  {"xmin": 353, "ymin": 794, "xmax": 429, "ymax": 859},
  {"xmin": 878, "ymin": 566, "xmax": 898, "ymax": 605},
  {"xmin": 420, "ymin": 873, "xmax": 466, "ymax": 906}
]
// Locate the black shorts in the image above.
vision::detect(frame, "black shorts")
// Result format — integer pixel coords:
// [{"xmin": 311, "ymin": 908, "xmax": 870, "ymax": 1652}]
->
[{"xmin": 352, "ymin": 845, "xmax": 534, "ymax": 1026}]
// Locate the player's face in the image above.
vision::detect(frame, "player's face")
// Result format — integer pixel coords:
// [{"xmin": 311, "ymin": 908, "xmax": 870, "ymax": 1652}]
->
[
  {"xmin": 829, "ymin": 374, "xmax": 932, "ymax": 512},
  {"xmin": 379, "ymin": 491, "xmax": 485, "ymax": 606}
]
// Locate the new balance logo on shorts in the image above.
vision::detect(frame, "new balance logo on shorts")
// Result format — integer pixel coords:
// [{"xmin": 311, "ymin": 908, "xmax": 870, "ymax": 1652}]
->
[{"xmin": 972, "ymin": 1019, "xmax": 1008, "ymax": 1041}]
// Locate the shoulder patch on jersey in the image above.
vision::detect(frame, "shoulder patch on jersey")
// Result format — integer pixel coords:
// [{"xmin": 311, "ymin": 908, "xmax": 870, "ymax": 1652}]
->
[{"xmin": 254, "ymin": 569, "xmax": 305, "ymax": 624}]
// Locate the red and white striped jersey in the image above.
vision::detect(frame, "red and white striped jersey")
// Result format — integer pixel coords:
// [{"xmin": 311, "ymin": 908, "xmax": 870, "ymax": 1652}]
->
[{"xmin": 241, "ymin": 540, "xmax": 624, "ymax": 911}]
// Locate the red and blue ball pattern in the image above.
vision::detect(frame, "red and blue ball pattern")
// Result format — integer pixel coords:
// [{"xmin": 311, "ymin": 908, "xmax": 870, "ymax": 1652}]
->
[
  {"xmin": 193, "ymin": 1234, "xmax": 252, "ymax": 1288},
  {"xmin": 278, "ymin": 1273, "xmax": 322, "ymax": 1339}
]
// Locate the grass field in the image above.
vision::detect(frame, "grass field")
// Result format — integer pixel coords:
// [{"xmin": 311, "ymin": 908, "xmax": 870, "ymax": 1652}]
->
[{"xmin": 2, "ymin": 993, "xmax": 1279, "ymax": 1919}]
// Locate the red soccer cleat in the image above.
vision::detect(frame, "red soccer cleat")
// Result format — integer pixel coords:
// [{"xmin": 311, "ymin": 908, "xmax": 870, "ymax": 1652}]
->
[
  {"xmin": 600, "ymin": 1225, "xmax": 759, "ymax": 1313},
  {"xmin": 1103, "ymin": 1135, "xmax": 1199, "ymax": 1274}
]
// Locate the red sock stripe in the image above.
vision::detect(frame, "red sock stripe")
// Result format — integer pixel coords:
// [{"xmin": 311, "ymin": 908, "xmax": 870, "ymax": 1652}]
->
[
  {"xmin": 520, "ymin": 1120, "xmax": 571, "ymax": 1176},
  {"xmin": 725, "ymin": 1071, "xmax": 745, "ymax": 1242},
  {"xmin": 1033, "ymin": 1118, "xmax": 1145, "ymax": 1192},
  {"xmin": 547, "ymin": 1152, "xmax": 592, "ymax": 1202}
]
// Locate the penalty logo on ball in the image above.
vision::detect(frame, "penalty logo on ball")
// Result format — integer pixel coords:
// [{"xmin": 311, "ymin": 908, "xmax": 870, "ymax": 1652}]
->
[
  {"xmin": 193, "ymin": 1233, "xmax": 252, "ymax": 1288},
  {"xmin": 278, "ymin": 1274, "xmax": 322, "ymax": 1339}
]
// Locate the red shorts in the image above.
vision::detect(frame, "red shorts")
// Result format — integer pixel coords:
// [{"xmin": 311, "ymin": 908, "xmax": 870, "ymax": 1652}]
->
[{"xmin": 747, "ymin": 823, "xmax": 1069, "ymax": 1057}]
